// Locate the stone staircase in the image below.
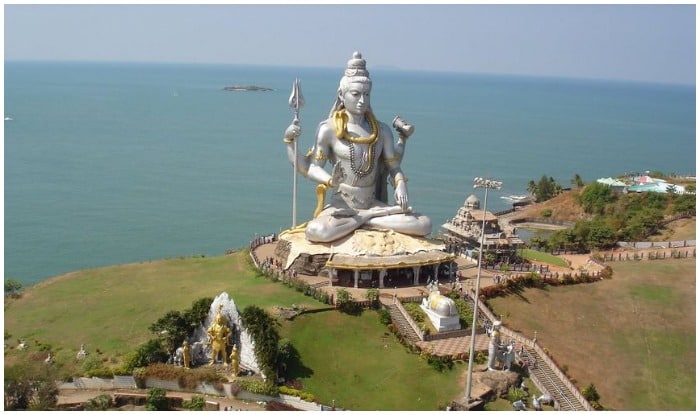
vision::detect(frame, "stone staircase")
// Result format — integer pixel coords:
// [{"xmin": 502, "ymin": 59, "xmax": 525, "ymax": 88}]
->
[
  {"xmin": 385, "ymin": 303, "xmax": 422, "ymax": 344},
  {"xmin": 520, "ymin": 346, "xmax": 589, "ymax": 411},
  {"xmin": 463, "ymin": 288, "xmax": 592, "ymax": 411}
]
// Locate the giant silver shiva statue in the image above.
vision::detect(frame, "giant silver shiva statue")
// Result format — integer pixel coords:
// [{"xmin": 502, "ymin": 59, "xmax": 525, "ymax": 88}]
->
[{"xmin": 283, "ymin": 51, "xmax": 432, "ymax": 243}]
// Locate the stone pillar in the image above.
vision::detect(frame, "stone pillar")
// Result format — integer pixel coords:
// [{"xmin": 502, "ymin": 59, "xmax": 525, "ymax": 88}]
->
[
  {"xmin": 412, "ymin": 266, "xmax": 420, "ymax": 286},
  {"xmin": 379, "ymin": 268, "xmax": 387, "ymax": 289},
  {"xmin": 353, "ymin": 269, "xmax": 360, "ymax": 289},
  {"xmin": 432, "ymin": 263, "xmax": 439, "ymax": 281},
  {"xmin": 328, "ymin": 268, "xmax": 335, "ymax": 287}
]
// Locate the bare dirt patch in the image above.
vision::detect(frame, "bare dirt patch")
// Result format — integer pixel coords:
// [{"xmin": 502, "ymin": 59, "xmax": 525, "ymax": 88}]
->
[{"xmin": 509, "ymin": 189, "xmax": 586, "ymax": 223}]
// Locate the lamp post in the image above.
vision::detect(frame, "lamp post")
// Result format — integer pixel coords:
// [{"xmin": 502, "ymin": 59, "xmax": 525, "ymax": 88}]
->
[{"xmin": 465, "ymin": 177, "xmax": 502, "ymax": 406}]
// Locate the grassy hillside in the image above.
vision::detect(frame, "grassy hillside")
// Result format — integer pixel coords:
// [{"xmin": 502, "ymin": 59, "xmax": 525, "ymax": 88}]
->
[
  {"xmin": 510, "ymin": 188, "xmax": 586, "ymax": 223},
  {"xmin": 4, "ymin": 250, "xmax": 463, "ymax": 410},
  {"xmin": 5, "ymin": 249, "xmax": 695, "ymax": 410},
  {"xmin": 511, "ymin": 188, "xmax": 696, "ymax": 239},
  {"xmin": 4, "ymin": 252, "xmax": 318, "ymax": 370},
  {"xmin": 487, "ymin": 258, "xmax": 696, "ymax": 410}
]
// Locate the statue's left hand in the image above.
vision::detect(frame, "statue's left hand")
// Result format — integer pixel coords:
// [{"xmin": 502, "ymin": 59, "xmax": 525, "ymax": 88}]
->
[{"xmin": 395, "ymin": 181, "xmax": 409, "ymax": 212}]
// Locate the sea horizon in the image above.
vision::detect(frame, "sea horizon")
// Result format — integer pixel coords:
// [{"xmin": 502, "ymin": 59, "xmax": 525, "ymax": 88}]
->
[
  {"xmin": 6, "ymin": 58, "xmax": 697, "ymax": 89},
  {"xmin": 5, "ymin": 60, "xmax": 696, "ymax": 286}
]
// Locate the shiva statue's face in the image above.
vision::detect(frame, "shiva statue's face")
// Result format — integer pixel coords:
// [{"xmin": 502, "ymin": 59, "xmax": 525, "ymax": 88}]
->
[{"xmin": 341, "ymin": 81, "xmax": 371, "ymax": 117}]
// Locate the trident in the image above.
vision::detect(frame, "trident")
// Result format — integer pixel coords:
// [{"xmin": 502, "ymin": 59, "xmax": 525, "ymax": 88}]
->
[{"xmin": 288, "ymin": 78, "xmax": 304, "ymax": 227}]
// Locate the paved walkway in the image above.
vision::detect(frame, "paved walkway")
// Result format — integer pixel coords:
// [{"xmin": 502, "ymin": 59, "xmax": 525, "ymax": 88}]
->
[
  {"xmin": 255, "ymin": 242, "xmax": 502, "ymax": 357},
  {"xmin": 416, "ymin": 333, "xmax": 490, "ymax": 357}
]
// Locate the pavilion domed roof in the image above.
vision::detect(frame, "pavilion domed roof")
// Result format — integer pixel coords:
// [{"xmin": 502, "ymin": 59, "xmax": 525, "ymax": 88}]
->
[{"xmin": 465, "ymin": 194, "xmax": 480, "ymax": 209}]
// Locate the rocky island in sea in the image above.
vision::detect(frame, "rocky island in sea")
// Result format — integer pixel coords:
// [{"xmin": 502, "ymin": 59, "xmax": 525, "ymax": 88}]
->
[{"xmin": 223, "ymin": 85, "xmax": 273, "ymax": 92}]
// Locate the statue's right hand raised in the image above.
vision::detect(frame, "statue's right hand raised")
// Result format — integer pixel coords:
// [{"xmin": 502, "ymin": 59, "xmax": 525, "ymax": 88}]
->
[{"xmin": 284, "ymin": 120, "xmax": 301, "ymax": 143}]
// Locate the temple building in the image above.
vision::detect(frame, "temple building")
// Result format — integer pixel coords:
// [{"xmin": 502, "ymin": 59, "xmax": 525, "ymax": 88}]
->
[{"xmin": 440, "ymin": 194, "xmax": 524, "ymax": 261}]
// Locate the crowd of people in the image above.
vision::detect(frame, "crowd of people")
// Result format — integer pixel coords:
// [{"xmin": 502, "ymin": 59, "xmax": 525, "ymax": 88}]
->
[
  {"xmin": 249, "ymin": 233, "xmax": 277, "ymax": 251},
  {"xmin": 259, "ymin": 256, "xmax": 299, "ymax": 279},
  {"xmin": 444, "ymin": 242, "xmax": 472, "ymax": 258}
]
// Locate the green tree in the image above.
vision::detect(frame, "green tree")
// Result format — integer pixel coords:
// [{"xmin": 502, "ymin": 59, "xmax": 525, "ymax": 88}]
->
[
  {"xmin": 378, "ymin": 308, "xmax": 392, "ymax": 325},
  {"xmin": 453, "ymin": 297, "xmax": 474, "ymax": 329},
  {"xmin": 30, "ymin": 379, "xmax": 59, "ymax": 410},
  {"xmin": 549, "ymin": 229, "xmax": 576, "ymax": 252},
  {"xmin": 146, "ymin": 387, "xmax": 168, "ymax": 411},
  {"xmin": 149, "ymin": 310, "xmax": 189, "ymax": 354},
  {"xmin": 365, "ymin": 288, "xmax": 379, "ymax": 308},
  {"xmin": 571, "ymin": 173, "xmax": 585, "ymax": 188},
  {"xmin": 184, "ymin": 297, "xmax": 213, "ymax": 329},
  {"xmin": 334, "ymin": 288, "xmax": 353, "ymax": 310},
  {"xmin": 81, "ymin": 354, "xmax": 106, "ymax": 376},
  {"xmin": 527, "ymin": 235, "xmax": 546, "ymax": 251},
  {"xmin": 673, "ymin": 193, "xmax": 696, "ymax": 214},
  {"xmin": 85, "ymin": 394, "xmax": 113, "ymax": 410},
  {"xmin": 530, "ymin": 175, "xmax": 562, "ymax": 202},
  {"xmin": 4, "ymin": 362, "xmax": 59, "ymax": 410},
  {"xmin": 507, "ymin": 386, "xmax": 527, "ymax": 403},
  {"xmin": 4, "ymin": 278, "xmax": 23, "ymax": 298},
  {"xmin": 4, "ymin": 365, "xmax": 38, "ymax": 410},
  {"xmin": 483, "ymin": 252, "xmax": 497, "ymax": 265},
  {"xmin": 276, "ymin": 338, "xmax": 299, "ymax": 379},
  {"xmin": 622, "ymin": 209, "xmax": 664, "ymax": 240},
  {"xmin": 240, "ymin": 305, "xmax": 281, "ymax": 382},
  {"xmin": 122, "ymin": 339, "xmax": 170, "ymax": 372},
  {"xmin": 526, "ymin": 180, "xmax": 538, "ymax": 196},
  {"xmin": 582, "ymin": 383, "xmax": 601, "ymax": 403},
  {"xmin": 182, "ymin": 395, "xmax": 206, "ymax": 410},
  {"xmin": 585, "ymin": 219, "xmax": 617, "ymax": 250},
  {"xmin": 577, "ymin": 182, "xmax": 615, "ymax": 215}
]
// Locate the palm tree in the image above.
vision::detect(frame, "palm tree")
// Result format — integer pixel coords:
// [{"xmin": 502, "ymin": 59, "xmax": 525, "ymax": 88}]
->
[{"xmin": 527, "ymin": 180, "xmax": 537, "ymax": 196}]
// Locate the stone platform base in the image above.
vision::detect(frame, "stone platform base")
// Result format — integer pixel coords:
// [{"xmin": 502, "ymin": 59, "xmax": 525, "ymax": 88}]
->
[{"xmin": 275, "ymin": 227, "xmax": 453, "ymax": 277}]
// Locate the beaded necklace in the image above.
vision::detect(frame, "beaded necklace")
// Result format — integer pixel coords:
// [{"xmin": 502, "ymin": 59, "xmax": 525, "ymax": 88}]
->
[{"xmin": 332, "ymin": 110, "xmax": 379, "ymax": 177}]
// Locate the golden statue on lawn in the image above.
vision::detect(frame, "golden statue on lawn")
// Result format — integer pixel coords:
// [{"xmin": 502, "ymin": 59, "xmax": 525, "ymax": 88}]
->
[
  {"xmin": 207, "ymin": 305, "xmax": 231, "ymax": 365},
  {"xmin": 182, "ymin": 340, "xmax": 191, "ymax": 369},
  {"xmin": 230, "ymin": 344, "xmax": 240, "ymax": 377}
]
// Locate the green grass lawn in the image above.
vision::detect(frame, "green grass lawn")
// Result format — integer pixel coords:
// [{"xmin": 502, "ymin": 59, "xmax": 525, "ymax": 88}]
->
[
  {"xmin": 519, "ymin": 249, "xmax": 570, "ymax": 267},
  {"xmin": 279, "ymin": 310, "xmax": 463, "ymax": 410},
  {"xmin": 4, "ymin": 252, "xmax": 318, "ymax": 370},
  {"xmin": 5, "ymin": 250, "xmax": 695, "ymax": 410},
  {"xmin": 5, "ymin": 250, "xmax": 465, "ymax": 410}
]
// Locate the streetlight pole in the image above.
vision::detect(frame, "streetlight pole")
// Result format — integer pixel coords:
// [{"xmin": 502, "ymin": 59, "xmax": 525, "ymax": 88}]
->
[{"xmin": 465, "ymin": 177, "xmax": 502, "ymax": 407}]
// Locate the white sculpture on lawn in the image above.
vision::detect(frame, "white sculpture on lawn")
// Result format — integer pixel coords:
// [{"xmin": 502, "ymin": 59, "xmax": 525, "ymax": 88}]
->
[{"xmin": 420, "ymin": 280, "xmax": 460, "ymax": 332}]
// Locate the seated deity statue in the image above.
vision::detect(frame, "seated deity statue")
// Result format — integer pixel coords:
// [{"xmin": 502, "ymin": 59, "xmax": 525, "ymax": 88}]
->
[{"xmin": 283, "ymin": 51, "xmax": 432, "ymax": 243}]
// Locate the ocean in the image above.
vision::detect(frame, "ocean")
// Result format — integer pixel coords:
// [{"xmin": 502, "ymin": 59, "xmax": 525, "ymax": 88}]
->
[{"xmin": 4, "ymin": 61, "xmax": 696, "ymax": 286}]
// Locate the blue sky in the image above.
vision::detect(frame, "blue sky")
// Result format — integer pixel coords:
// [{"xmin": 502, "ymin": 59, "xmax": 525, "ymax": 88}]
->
[{"xmin": 4, "ymin": 3, "xmax": 696, "ymax": 85}]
